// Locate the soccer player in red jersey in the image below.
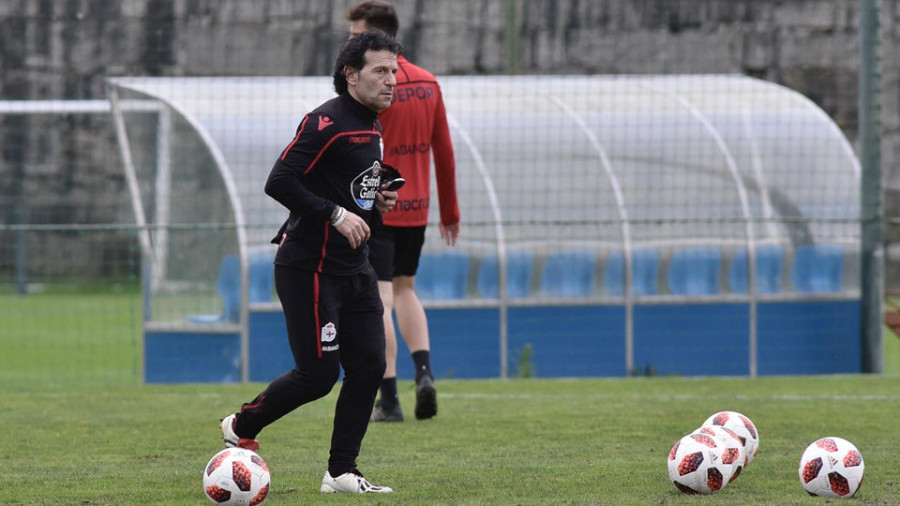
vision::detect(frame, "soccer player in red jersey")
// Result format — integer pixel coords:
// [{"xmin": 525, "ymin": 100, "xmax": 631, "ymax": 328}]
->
[{"xmin": 348, "ymin": 1, "xmax": 461, "ymax": 422}]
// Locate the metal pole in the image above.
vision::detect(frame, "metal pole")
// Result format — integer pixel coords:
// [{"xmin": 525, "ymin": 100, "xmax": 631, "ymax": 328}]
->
[
  {"xmin": 15, "ymin": 207, "xmax": 28, "ymax": 294},
  {"xmin": 505, "ymin": 0, "xmax": 520, "ymax": 75},
  {"xmin": 859, "ymin": 0, "xmax": 883, "ymax": 373}
]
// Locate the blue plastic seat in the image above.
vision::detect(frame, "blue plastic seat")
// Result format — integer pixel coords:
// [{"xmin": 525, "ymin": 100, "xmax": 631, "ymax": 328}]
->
[
  {"xmin": 603, "ymin": 248, "xmax": 659, "ymax": 296},
  {"xmin": 541, "ymin": 249, "xmax": 597, "ymax": 298},
  {"xmin": 416, "ymin": 251, "xmax": 470, "ymax": 300},
  {"xmin": 248, "ymin": 250, "xmax": 274, "ymax": 303},
  {"xmin": 791, "ymin": 243, "xmax": 844, "ymax": 293},
  {"xmin": 477, "ymin": 250, "xmax": 534, "ymax": 298},
  {"xmin": 188, "ymin": 251, "xmax": 274, "ymax": 324},
  {"xmin": 667, "ymin": 246, "xmax": 722, "ymax": 295},
  {"xmin": 188, "ymin": 254, "xmax": 241, "ymax": 324},
  {"xmin": 729, "ymin": 245, "xmax": 783, "ymax": 294}
]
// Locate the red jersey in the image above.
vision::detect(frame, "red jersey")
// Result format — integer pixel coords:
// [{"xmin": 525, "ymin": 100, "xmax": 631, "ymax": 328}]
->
[{"xmin": 379, "ymin": 55, "xmax": 460, "ymax": 228}]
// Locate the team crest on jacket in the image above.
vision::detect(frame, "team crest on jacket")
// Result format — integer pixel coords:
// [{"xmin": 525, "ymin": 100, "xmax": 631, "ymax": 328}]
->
[{"xmin": 351, "ymin": 160, "xmax": 383, "ymax": 211}]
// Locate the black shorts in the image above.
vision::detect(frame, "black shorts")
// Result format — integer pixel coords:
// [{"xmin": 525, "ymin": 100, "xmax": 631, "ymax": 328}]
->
[{"xmin": 367, "ymin": 225, "xmax": 426, "ymax": 281}]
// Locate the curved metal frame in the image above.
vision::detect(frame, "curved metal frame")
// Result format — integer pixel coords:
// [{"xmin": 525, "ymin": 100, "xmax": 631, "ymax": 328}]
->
[
  {"xmin": 110, "ymin": 80, "xmax": 252, "ymax": 382},
  {"xmin": 641, "ymin": 81, "xmax": 758, "ymax": 375},
  {"xmin": 109, "ymin": 75, "xmax": 862, "ymax": 382}
]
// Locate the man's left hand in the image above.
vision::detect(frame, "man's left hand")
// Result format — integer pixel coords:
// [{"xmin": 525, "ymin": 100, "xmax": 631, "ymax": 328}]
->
[{"xmin": 375, "ymin": 189, "xmax": 398, "ymax": 214}]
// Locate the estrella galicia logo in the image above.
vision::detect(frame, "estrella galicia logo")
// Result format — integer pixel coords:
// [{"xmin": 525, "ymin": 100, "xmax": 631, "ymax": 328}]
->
[{"xmin": 351, "ymin": 160, "xmax": 383, "ymax": 211}]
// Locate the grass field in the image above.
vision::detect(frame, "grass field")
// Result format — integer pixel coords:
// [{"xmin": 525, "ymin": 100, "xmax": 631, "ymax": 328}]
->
[
  {"xmin": 3, "ymin": 377, "xmax": 900, "ymax": 504},
  {"xmin": 3, "ymin": 290, "xmax": 900, "ymax": 504}
]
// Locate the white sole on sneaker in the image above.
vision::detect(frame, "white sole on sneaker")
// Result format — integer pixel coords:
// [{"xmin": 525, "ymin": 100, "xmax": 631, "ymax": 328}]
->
[
  {"xmin": 220, "ymin": 413, "xmax": 260, "ymax": 452},
  {"xmin": 320, "ymin": 470, "xmax": 393, "ymax": 493},
  {"xmin": 221, "ymin": 414, "xmax": 238, "ymax": 448}
]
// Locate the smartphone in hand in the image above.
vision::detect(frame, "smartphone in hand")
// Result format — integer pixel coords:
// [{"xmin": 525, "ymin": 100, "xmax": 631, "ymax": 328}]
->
[{"xmin": 382, "ymin": 178, "xmax": 406, "ymax": 191}]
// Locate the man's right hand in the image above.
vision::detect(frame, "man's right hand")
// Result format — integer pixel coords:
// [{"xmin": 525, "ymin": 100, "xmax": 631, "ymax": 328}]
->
[{"xmin": 335, "ymin": 211, "xmax": 370, "ymax": 249}]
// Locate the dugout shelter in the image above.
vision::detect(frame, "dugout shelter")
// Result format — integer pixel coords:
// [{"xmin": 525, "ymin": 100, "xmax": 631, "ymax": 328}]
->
[{"xmin": 108, "ymin": 75, "xmax": 861, "ymax": 383}]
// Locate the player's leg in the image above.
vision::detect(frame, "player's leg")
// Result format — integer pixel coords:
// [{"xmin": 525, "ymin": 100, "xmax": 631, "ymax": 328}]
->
[
  {"xmin": 322, "ymin": 267, "xmax": 392, "ymax": 493},
  {"xmin": 392, "ymin": 226, "xmax": 437, "ymax": 419},
  {"xmin": 391, "ymin": 274, "xmax": 437, "ymax": 419},
  {"xmin": 373, "ymin": 279, "xmax": 404, "ymax": 420},
  {"xmin": 367, "ymin": 226, "xmax": 403, "ymax": 421},
  {"xmin": 225, "ymin": 266, "xmax": 342, "ymax": 447},
  {"xmin": 392, "ymin": 225, "xmax": 432, "ymax": 368},
  {"xmin": 392, "ymin": 275, "xmax": 430, "ymax": 359},
  {"xmin": 380, "ymin": 282, "xmax": 398, "ymax": 378}
]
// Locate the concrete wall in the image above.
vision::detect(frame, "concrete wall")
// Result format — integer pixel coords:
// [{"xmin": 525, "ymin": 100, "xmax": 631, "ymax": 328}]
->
[{"xmin": 1, "ymin": 0, "xmax": 898, "ymax": 280}]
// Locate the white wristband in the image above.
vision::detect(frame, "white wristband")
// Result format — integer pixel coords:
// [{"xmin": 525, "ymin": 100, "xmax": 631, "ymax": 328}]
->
[{"xmin": 331, "ymin": 206, "xmax": 346, "ymax": 227}]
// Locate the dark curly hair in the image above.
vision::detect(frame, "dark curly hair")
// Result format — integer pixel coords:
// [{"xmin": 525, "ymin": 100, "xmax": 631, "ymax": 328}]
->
[{"xmin": 332, "ymin": 30, "xmax": 402, "ymax": 96}]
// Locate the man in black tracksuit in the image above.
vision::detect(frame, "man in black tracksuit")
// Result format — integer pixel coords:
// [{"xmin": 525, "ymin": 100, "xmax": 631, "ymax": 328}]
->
[{"xmin": 220, "ymin": 31, "xmax": 402, "ymax": 494}]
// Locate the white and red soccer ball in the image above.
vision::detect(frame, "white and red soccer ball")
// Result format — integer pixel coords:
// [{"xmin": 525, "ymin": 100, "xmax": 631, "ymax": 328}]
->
[
  {"xmin": 203, "ymin": 448, "xmax": 270, "ymax": 505},
  {"xmin": 692, "ymin": 425, "xmax": 745, "ymax": 483},
  {"xmin": 798, "ymin": 436, "xmax": 865, "ymax": 498},
  {"xmin": 702, "ymin": 410, "xmax": 759, "ymax": 467},
  {"xmin": 667, "ymin": 432, "xmax": 734, "ymax": 494}
]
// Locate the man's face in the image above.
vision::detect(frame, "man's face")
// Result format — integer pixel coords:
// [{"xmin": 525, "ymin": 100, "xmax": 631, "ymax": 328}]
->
[
  {"xmin": 349, "ymin": 19, "xmax": 367, "ymax": 38},
  {"xmin": 345, "ymin": 49, "xmax": 398, "ymax": 112}
]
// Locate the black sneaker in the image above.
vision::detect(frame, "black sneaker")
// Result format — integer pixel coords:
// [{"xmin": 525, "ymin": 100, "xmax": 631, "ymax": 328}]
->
[
  {"xmin": 371, "ymin": 399, "xmax": 404, "ymax": 422},
  {"xmin": 414, "ymin": 375, "xmax": 437, "ymax": 420}
]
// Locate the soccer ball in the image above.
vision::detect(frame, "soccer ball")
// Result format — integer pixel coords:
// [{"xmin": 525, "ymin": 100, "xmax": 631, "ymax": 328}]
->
[
  {"xmin": 203, "ymin": 448, "xmax": 270, "ymax": 505},
  {"xmin": 667, "ymin": 432, "xmax": 734, "ymax": 494},
  {"xmin": 798, "ymin": 437, "xmax": 865, "ymax": 498},
  {"xmin": 692, "ymin": 425, "xmax": 745, "ymax": 483},
  {"xmin": 702, "ymin": 410, "xmax": 759, "ymax": 466}
]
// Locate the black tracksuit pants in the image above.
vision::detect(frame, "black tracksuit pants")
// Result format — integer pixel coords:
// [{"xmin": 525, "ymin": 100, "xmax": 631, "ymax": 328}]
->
[{"xmin": 234, "ymin": 264, "xmax": 386, "ymax": 475}]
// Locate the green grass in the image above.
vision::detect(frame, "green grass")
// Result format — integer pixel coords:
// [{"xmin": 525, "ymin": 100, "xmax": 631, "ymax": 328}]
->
[
  {"xmin": 885, "ymin": 326, "xmax": 900, "ymax": 372},
  {"xmin": 2, "ymin": 376, "xmax": 900, "ymax": 504},
  {"xmin": 0, "ymin": 289, "xmax": 142, "ymax": 387},
  {"xmin": 3, "ymin": 290, "xmax": 900, "ymax": 504}
]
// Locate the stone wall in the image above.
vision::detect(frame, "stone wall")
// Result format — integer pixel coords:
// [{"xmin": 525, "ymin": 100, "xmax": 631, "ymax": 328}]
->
[{"xmin": 1, "ymin": 0, "xmax": 898, "ymax": 279}]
